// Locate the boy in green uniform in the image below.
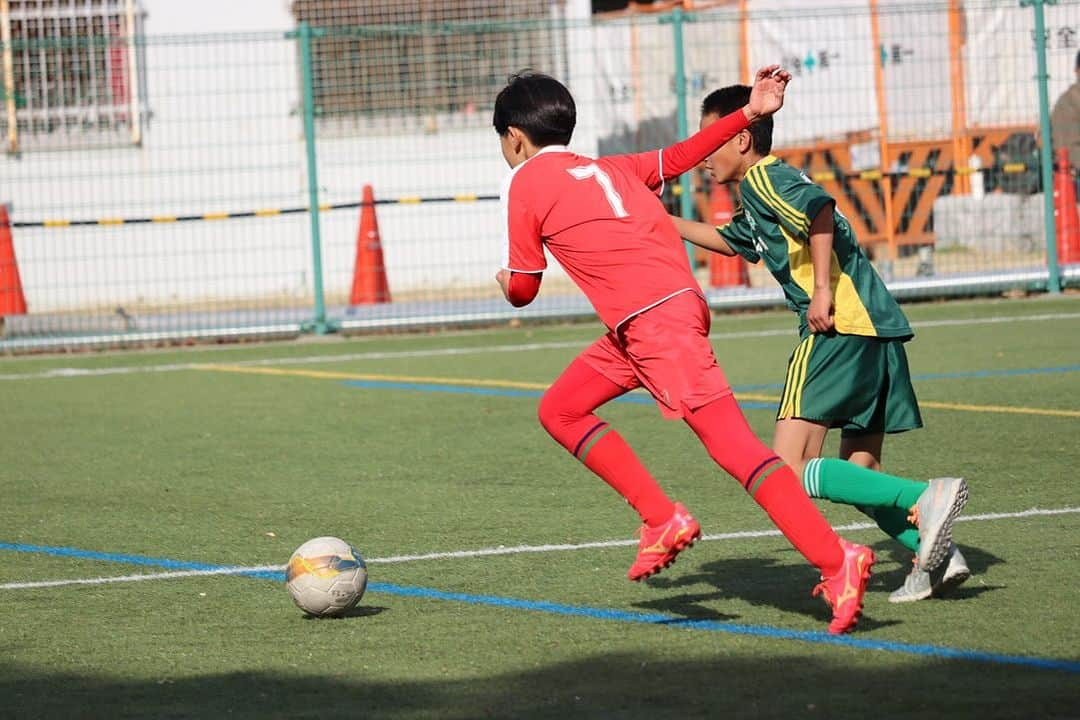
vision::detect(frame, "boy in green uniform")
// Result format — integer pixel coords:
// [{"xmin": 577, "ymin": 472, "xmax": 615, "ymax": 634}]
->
[{"xmin": 672, "ymin": 85, "xmax": 970, "ymax": 601}]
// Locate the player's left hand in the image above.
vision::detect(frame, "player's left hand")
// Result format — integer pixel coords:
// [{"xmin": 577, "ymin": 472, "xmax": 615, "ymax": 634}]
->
[
  {"xmin": 807, "ymin": 289, "xmax": 835, "ymax": 333},
  {"xmin": 496, "ymin": 268, "xmax": 512, "ymax": 300},
  {"xmin": 746, "ymin": 65, "xmax": 791, "ymax": 121}
]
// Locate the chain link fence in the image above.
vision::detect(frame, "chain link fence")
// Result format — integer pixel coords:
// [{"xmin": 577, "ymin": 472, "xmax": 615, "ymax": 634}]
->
[{"xmin": 2, "ymin": 0, "xmax": 1078, "ymax": 351}]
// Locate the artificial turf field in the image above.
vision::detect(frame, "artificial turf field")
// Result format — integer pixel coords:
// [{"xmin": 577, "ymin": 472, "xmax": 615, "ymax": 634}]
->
[{"xmin": 1, "ymin": 295, "xmax": 1078, "ymax": 719}]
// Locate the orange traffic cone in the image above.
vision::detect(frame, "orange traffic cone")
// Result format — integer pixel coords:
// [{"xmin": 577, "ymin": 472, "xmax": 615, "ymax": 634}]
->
[
  {"xmin": 707, "ymin": 183, "xmax": 749, "ymax": 288},
  {"xmin": 1053, "ymin": 147, "xmax": 1080, "ymax": 265},
  {"xmin": 0, "ymin": 204, "xmax": 27, "ymax": 316},
  {"xmin": 349, "ymin": 185, "xmax": 391, "ymax": 305}
]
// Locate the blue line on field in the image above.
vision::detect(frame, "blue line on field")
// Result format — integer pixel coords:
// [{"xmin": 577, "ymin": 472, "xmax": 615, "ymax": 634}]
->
[
  {"xmin": 0, "ymin": 542, "xmax": 277, "ymax": 579},
  {"xmin": 365, "ymin": 582, "xmax": 1080, "ymax": 674},
  {"xmin": 732, "ymin": 364, "xmax": 1080, "ymax": 391},
  {"xmin": 2, "ymin": 540, "xmax": 1078, "ymax": 674},
  {"xmin": 339, "ymin": 379, "xmax": 777, "ymax": 411},
  {"xmin": 908, "ymin": 364, "xmax": 1080, "ymax": 381},
  {"xmin": 0, "ymin": 542, "xmax": 221, "ymax": 571}
]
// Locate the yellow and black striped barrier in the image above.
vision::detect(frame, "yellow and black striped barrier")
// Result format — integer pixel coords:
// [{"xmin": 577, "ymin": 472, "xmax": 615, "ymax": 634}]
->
[
  {"xmin": 807, "ymin": 163, "xmax": 1040, "ymax": 184},
  {"xmin": 4, "ymin": 193, "xmax": 501, "ymax": 230},
  {"xmin": 1, "ymin": 161, "xmax": 1061, "ymax": 229},
  {"xmin": 666, "ymin": 162, "xmax": 1050, "ymax": 196}
]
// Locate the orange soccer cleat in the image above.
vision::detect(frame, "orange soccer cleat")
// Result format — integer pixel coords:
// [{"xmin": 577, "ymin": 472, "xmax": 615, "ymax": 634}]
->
[
  {"xmin": 812, "ymin": 538, "xmax": 875, "ymax": 634},
  {"xmin": 627, "ymin": 503, "xmax": 701, "ymax": 581}
]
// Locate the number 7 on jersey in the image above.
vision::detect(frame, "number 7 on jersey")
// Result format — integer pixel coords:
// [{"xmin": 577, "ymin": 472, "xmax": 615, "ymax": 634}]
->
[{"xmin": 567, "ymin": 164, "xmax": 629, "ymax": 218}]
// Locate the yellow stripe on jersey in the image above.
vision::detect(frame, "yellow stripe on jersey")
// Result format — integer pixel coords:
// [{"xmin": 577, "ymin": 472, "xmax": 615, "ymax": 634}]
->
[
  {"xmin": 747, "ymin": 159, "xmax": 811, "ymax": 236},
  {"xmin": 754, "ymin": 159, "xmax": 811, "ymax": 230},
  {"xmin": 833, "ymin": 274, "xmax": 879, "ymax": 336},
  {"xmin": 781, "ymin": 222, "xmax": 819, "ymax": 309},
  {"xmin": 745, "ymin": 166, "xmax": 807, "ymax": 237},
  {"xmin": 758, "ymin": 163, "xmax": 811, "ymax": 235},
  {"xmin": 782, "ymin": 222, "xmax": 878, "ymax": 337}
]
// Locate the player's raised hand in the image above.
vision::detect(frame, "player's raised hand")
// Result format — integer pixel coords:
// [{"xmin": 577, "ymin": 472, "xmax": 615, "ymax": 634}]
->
[{"xmin": 745, "ymin": 65, "xmax": 791, "ymax": 122}]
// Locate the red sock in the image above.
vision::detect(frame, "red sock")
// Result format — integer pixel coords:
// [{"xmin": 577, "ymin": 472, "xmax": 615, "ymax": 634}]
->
[
  {"xmin": 539, "ymin": 358, "xmax": 675, "ymax": 527},
  {"xmin": 683, "ymin": 395, "xmax": 843, "ymax": 576},
  {"xmin": 577, "ymin": 429, "xmax": 675, "ymax": 526}
]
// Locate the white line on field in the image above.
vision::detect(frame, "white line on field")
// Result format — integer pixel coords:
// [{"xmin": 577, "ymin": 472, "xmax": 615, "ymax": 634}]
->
[
  {"xmin": 362, "ymin": 505, "xmax": 1080, "ymax": 563},
  {"xmin": 1, "ymin": 310, "xmax": 1078, "ymax": 382},
  {"xmin": 0, "ymin": 565, "xmax": 282, "ymax": 590},
  {"xmin": 1, "ymin": 506, "xmax": 1076, "ymax": 591}
]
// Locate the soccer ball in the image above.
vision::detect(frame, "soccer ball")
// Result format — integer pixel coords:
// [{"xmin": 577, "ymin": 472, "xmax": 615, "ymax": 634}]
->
[{"xmin": 285, "ymin": 536, "xmax": 368, "ymax": 617}]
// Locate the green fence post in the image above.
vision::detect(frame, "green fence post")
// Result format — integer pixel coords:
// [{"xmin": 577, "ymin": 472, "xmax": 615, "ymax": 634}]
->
[
  {"xmin": 663, "ymin": 7, "xmax": 697, "ymax": 267},
  {"xmin": 297, "ymin": 21, "xmax": 336, "ymax": 333},
  {"xmin": 1023, "ymin": 0, "xmax": 1062, "ymax": 293}
]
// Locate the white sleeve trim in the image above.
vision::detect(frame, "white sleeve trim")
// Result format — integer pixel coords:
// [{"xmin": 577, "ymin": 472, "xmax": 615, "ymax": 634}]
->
[
  {"xmin": 656, "ymin": 149, "xmax": 665, "ymax": 196},
  {"xmin": 498, "ymin": 164, "xmax": 526, "ymax": 269}
]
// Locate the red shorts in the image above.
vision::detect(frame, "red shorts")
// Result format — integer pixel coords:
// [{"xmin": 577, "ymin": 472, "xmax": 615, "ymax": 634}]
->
[{"xmin": 580, "ymin": 291, "xmax": 733, "ymax": 419}]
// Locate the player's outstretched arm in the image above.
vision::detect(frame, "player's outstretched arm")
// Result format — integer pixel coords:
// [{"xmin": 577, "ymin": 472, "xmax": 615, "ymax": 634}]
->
[
  {"xmin": 651, "ymin": 66, "xmax": 791, "ymax": 181},
  {"xmin": 670, "ymin": 215, "xmax": 736, "ymax": 256}
]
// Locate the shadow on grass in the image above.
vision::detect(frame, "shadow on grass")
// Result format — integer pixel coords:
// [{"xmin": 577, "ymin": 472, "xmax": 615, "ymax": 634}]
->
[
  {"xmin": 871, "ymin": 541, "xmax": 1006, "ymax": 600},
  {"xmin": 634, "ymin": 542, "xmax": 1005, "ymax": 627},
  {"xmin": 2, "ymin": 649, "xmax": 1076, "ymax": 720},
  {"xmin": 300, "ymin": 605, "xmax": 390, "ymax": 621},
  {"xmin": 637, "ymin": 554, "xmax": 893, "ymax": 625}
]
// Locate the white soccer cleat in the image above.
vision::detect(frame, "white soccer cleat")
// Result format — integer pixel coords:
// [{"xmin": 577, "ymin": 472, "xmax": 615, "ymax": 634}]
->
[
  {"xmin": 888, "ymin": 543, "xmax": 970, "ymax": 604},
  {"xmin": 913, "ymin": 477, "xmax": 969, "ymax": 571}
]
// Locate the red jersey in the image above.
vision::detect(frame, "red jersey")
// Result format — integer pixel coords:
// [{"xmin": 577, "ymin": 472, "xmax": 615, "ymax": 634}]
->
[{"xmin": 499, "ymin": 109, "xmax": 751, "ymax": 330}]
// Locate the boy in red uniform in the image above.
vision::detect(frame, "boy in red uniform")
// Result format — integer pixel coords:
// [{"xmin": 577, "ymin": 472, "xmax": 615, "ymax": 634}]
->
[{"xmin": 493, "ymin": 66, "xmax": 873, "ymax": 634}]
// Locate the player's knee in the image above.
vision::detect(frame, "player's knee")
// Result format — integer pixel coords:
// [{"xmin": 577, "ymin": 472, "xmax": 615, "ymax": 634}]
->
[
  {"xmin": 536, "ymin": 392, "xmax": 559, "ymax": 436},
  {"xmin": 537, "ymin": 389, "xmax": 575, "ymax": 442}
]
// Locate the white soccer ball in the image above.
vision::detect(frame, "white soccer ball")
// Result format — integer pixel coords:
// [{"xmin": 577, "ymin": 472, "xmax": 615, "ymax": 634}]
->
[{"xmin": 285, "ymin": 536, "xmax": 368, "ymax": 617}]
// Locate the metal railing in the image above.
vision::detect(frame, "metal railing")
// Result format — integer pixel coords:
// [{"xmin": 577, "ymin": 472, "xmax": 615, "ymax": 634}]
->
[{"xmin": 1, "ymin": 0, "xmax": 1078, "ymax": 352}]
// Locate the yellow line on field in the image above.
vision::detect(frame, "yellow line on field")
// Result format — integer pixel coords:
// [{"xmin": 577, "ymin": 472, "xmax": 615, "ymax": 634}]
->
[
  {"xmin": 198, "ymin": 364, "xmax": 787, "ymax": 402},
  {"xmin": 735, "ymin": 392, "xmax": 779, "ymax": 403},
  {"xmin": 194, "ymin": 365, "xmax": 1077, "ymax": 417},
  {"xmin": 195, "ymin": 364, "xmax": 550, "ymax": 390},
  {"xmin": 729, "ymin": 395, "xmax": 1078, "ymax": 417},
  {"xmin": 919, "ymin": 400, "xmax": 1080, "ymax": 418}
]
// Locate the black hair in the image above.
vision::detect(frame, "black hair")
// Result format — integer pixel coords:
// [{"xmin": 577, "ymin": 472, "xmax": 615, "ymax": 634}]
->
[
  {"xmin": 1075, "ymin": 49, "xmax": 1080, "ymax": 69},
  {"xmin": 701, "ymin": 85, "xmax": 773, "ymax": 155},
  {"xmin": 493, "ymin": 71, "xmax": 576, "ymax": 147}
]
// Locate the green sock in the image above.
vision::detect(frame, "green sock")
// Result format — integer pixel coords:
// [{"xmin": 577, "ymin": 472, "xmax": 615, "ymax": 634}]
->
[
  {"xmin": 857, "ymin": 506, "xmax": 920, "ymax": 552},
  {"xmin": 803, "ymin": 458, "xmax": 927, "ymax": 511}
]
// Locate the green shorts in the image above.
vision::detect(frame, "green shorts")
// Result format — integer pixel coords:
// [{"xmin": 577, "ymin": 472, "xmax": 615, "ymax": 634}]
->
[{"xmin": 777, "ymin": 333, "xmax": 923, "ymax": 436}]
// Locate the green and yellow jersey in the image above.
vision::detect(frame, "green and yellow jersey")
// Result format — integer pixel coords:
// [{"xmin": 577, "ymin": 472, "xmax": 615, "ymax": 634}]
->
[{"xmin": 718, "ymin": 155, "xmax": 912, "ymax": 340}]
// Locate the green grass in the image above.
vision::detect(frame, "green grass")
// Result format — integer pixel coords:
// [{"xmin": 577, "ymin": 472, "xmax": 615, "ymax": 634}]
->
[{"xmin": 1, "ymin": 296, "xmax": 1079, "ymax": 718}]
